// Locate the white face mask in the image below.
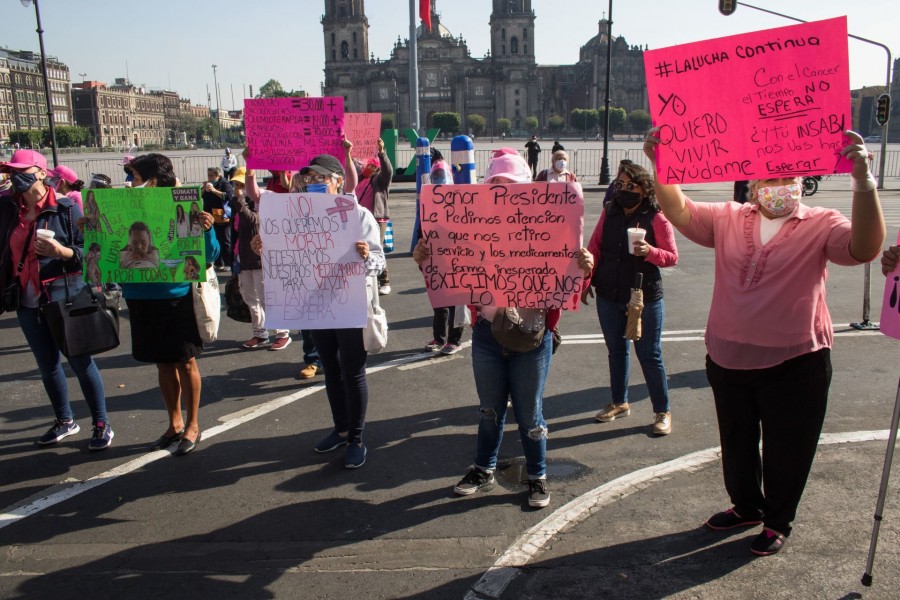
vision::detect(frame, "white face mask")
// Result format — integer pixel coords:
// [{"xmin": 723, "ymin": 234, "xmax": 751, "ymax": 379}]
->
[
  {"xmin": 757, "ymin": 182, "xmax": 801, "ymax": 217},
  {"xmin": 554, "ymin": 160, "xmax": 567, "ymax": 172},
  {"xmin": 133, "ymin": 181, "xmax": 148, "ymax": 188}
]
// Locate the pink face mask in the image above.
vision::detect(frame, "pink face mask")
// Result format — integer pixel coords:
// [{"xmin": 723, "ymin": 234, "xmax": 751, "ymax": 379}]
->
[{"xmin": 757, "ymin": 182, "xmax": 802, "ymax": 217}]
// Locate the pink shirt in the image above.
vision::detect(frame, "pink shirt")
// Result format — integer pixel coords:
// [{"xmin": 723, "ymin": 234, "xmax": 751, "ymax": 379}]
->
[
  {"xmin": 587, "ymin": 209, "xmax": 679, "ymax": 270},
  {"xmin": 678, "ymin": 198, "xmax": 863, "ymax": 370}
]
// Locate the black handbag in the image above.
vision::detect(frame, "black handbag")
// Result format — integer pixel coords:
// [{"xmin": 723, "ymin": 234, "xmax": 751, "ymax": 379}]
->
[
  {"xmin": 224, "ymin": 275, "xmax": 252, "ymax": 323},
  {"xmin": 41, "ymin": 274, "xmax": 120, "ymax": 359},
  {"xmin": 1, "ymin": 226, "xmax": 35, "ymax": 314}
]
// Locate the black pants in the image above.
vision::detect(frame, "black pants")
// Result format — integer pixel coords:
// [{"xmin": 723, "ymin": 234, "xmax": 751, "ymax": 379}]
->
[
  {"xmin": 213, "ymin": 222, "xmax": 232, "ymax": 268},
  {"xmin": 527, "ymin": 158, "xmax": 538, "ymax": 180},
  {"xmin": 432, "ymin": 306, "xmax": 463, "ymax": 345},
  {"xmin": 311, "ymin": 328, "xmax": 368, "ymax": 444},
  {"xmin": 706, "ymin": 349, "xmax": 832, "ymax": 536}
]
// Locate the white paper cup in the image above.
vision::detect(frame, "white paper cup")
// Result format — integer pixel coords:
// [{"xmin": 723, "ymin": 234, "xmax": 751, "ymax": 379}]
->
[
  {"xmin": 627, "ymin": 227, "xmax": 646, "ymax": 254},
  {"xmin": 36, "ymin": 228, "xmax": 55, "ymax": 240}
]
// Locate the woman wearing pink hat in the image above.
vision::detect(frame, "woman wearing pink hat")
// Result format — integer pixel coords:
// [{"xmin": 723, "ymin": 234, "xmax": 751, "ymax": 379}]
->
[
  {"xmin": 48, "ymin": 165, "xmax": 85, "ymax": 209},
  {"xmin": 0, "ymin": 150, "xmax": 113, "ymax": 450}
]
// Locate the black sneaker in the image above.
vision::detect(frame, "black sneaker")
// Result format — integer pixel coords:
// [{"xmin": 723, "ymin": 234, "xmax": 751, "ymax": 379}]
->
[
  {"xmin": 37, "ymin": 419, "xmax": 80, "ymax": 445},
  {"xmin": 750, "ymin": 529, "xmax": 786, "ymax": 556},
  {"xmin": 88, "ymin": 422, "xmax": 114, "ymax": 451},
  {"xmin": 705, "ymin": 508, "xmax": 763, "ymax": 531},
  {"xmin": 453, "ymin": 468, "xmax": 495, "ymax": 496},
  {"xmin": 527, "ymin": 479, "xmax": 550, "ymax": 508}
]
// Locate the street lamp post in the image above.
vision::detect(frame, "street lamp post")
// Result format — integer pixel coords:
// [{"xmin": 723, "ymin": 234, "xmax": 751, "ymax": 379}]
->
[
  {"xmin": 599, "ymin": 0, "xmax": 613, "ymax": 185},
  {"xmin": 21, "ymin": 0, "xmax": 58, "ymax": 167},
  {"xmin": 211, "ymin": 64, "xmax": 223, "ymax": 146}
]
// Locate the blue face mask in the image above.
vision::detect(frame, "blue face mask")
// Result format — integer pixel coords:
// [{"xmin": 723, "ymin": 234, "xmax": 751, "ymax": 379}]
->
[
  {"xmin": 11, "ymin": 172, "xmax": 38, "ymax": 193},
  {"xmin": 306, "ymin": 183, "xmax": 329, "ymax": 194}
]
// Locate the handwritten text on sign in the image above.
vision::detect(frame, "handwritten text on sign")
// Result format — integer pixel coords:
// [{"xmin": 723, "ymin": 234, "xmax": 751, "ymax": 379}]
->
[
  {"xmin": 644, "ymin": 17, "xmax": 852, "ymax": 184},
  {"xmin": 244, "ymin": 97, "xmax": 345, "ymax": 171},
  {"xmin": 344, "ymin": 113, "xmax": 382, "ymax": 160},
  {"xmin": 260, "ymin": 193, "xmax": 366, "ymax": 330},
  {"xmin": 419, "ymin": 182, "xmax": 585, "ymax": 310}
]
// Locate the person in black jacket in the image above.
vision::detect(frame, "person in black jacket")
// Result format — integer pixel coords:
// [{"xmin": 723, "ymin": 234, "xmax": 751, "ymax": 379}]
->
[
  {"xmin": 524, "ymin": 136, "xmax": 541, "ymax": 180},
  {"xmin": 202, "ymin": 167, "xmax": 234, "ymax": 272}
]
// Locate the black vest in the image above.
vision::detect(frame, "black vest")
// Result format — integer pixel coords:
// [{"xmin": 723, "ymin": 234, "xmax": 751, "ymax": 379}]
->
[{"xmin": 591, "ymin": 202, "xmax": 664, "ymax": 304}]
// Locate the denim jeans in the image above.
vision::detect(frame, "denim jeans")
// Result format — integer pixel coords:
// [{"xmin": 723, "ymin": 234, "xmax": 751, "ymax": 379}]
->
[
  {"xmin": 17, "ymin": 307, "xmax": 108, "ymax": 424},
  {"xmin": 311, "ymin": 328, "xmax": 368, "ymax": 444},
  {"xmin": 301, "ymin": 330, "xmax": 320, "ymax": 367},
  {"xmin": 596, "ymin": 296, "xmax": 670, "ymax": 413},
  {"xmin": 471, "ymin": 318, "xmax": 552, "ymax": 479}
]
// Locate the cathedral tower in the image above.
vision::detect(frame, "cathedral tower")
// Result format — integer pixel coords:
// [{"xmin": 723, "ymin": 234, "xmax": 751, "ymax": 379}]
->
[
  {"xmin": 489, "ymin": 0, "xmax": 536, "ymax": 65},
  {"xmin": 322, "ymin": 0, "xmax": 369, "ymax": 66}
]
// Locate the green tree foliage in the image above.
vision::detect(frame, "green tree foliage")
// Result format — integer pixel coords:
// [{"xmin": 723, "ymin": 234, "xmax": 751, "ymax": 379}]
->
[
  {"xmin": 496, "ymin": 118, "xmax": 512, "ymax": 134},
  {"xmin": 467, "ymin": 114, "xmax": 486, "ymax": 136},
  {"xmin": 626, "ymin": 109, "xmax": 651, "ymax": 135},
  {"xmin": 381, "ymin": 113, "xmax": 396, "ymax": 131},
  {"xmin": 596, "ymin": 107, "xmax": 627, "ymax": 133},
  {"xmin": 570, "ymin": 108, "xmax": 598, "ymax": 133},
  {"xmin": 257, "ymin": 79, "xmax": 307, "ymax": 98},
  {"xmin": 524, "ymin": 116, "xmax": 539, "ymax": 133},
  {"xmin": 547, "ymin": 115, "xmax": 566, "ymax": 133},
  {"xmin": 432, "ymin": 112, "xmax": 461, "ymax": 135},
  {"xmin": 44, "ymin": 125, "xmax": 91, "ymax": 148},
  {"xmin": 9, "ymin": 130, "xmax": 42, "ymax": 148}
]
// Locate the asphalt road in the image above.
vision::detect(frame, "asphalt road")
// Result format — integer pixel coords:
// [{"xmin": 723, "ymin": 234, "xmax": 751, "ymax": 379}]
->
[{"xmin": 1, "ymin": 180, "xmax": 899, "ymax": 600}]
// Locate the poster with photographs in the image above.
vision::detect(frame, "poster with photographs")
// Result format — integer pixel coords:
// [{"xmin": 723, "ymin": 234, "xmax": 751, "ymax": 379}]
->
[{"xmin": 83, "ymin": 187, "xmax": 207, "ymax": 285}]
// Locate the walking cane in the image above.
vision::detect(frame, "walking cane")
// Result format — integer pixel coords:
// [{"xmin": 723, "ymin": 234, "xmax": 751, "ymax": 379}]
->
[{"xmin": 861, "ymin": 376, "xmax": 900, "ymax": 586}]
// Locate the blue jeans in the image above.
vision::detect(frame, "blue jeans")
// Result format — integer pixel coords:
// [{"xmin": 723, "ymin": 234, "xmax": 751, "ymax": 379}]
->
[
  {"xmin": 17, "ymin": 307, "xmax": 108, "ymax": 424},
  {"xmin": 311, "ymin": 328, "xmax": 368, "ymax": 444},
  {"xmin": 596, "ymin": 296, "xmax": 670, "ymax": 413},
  {"xmin": 301, "ymin": 330, "xmax": 321, "ymax": 367},
  {"xmin": 471, "ymin": 318, "xmax": 552, "ymax": 479}
]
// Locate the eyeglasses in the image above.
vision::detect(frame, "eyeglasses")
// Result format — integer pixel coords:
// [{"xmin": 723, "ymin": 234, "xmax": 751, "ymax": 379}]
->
[
  {"xmin": 301, "ymin": 173, "xmax": 335, "ymax": 184},
  {"xmin": 613, "ymin": 180, "xmax": 640, "ymax": 192}
]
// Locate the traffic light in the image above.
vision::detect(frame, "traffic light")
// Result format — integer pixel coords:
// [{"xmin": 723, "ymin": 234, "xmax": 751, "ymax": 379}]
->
[
  {"xmin": 718, "ymin": 0, "xmax": 737, "ymax": 16},
  {"xmin": 875, "ymin": 93, "xmax": 890, "ymax": 127}
]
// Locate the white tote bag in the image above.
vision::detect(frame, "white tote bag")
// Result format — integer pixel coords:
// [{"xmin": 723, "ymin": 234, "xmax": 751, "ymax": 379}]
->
[
  {"xmin": 363, "ymin": 276, "xmax": 388, "ymax": 353},
  {"xmin": 192, "ymin": 265, "xmax": 221, "ymax": 343}
]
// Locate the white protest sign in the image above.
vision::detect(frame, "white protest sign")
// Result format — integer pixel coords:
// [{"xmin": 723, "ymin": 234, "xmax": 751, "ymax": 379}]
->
[{"xmin": 260, "ymin": 193, "xmax": 367, "ymax": 329}]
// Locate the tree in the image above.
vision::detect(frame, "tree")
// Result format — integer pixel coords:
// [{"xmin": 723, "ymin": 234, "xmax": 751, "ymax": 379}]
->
[
  {"xmin": 257, "ymin": 79, "xmax": 307, "ymax": 98},
  {"xmin": 524, "ymin": 116, "xmax": 538, "ymax": 133},
  {"xmin": 467, "ymin": 114, "xmax": 485, "ymax": 136},
  {"xmin": 626, "ymin": 109, "xmax": 651, "ymax": 135},
  {"xmin": 596, "ymin": 106, "xmax": 627, "ymax": 133},
  {"xmin": 496, "ymin": 118, "xmax": 512, "ymax": 135},
  {"xmin": 175, "ymin": 113, "xmax": 200, "ymax": 137},
  {"xmin": 432, "ymin": 112, "xmax": 461, "ymax": 135},
  {"xmin": 44, "ymin": 125, "xmax": 90, "ymax": 148},
  {"xmin": 9, "ymin": 130, "xmax": 42, "ymax": 148},
  {"xmin": 570, "ymin": 108, "xmax": 598, "ymax": 134},
  {"xmin": 547, "ymin": 115, "xmax": 565, "ymax": 133},
  {"xmin": 381, "ymin": 113, "xmax": 396, "ymax": 131}
]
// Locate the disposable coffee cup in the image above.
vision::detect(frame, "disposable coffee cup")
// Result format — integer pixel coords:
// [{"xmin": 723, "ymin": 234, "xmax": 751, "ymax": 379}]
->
[
  {"xmin": 627, "ymin": 227, "xmax": 646, "ymax": 254},
  {"xmin": 36, "ymin": 228, "xmax": 55, "ymax": 241}
]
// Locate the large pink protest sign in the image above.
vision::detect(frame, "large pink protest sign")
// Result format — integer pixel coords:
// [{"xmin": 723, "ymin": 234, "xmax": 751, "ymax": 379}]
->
[
  {"xmin": 880, "ymin": 232, "xmax": 900, "ymax": 341},
  {"xmin": 644, "ymin": 17, "xmax": 852, "ymax": 184},
  {"xmin": 244, "ymin": 97, "xmax": 344, "ymax": 171},
  {"xmin": 419, "ymin": 182, "xmax": 585, "ymax": 310},
  {"xmin": 345, "ymin": 113, "xmax": 381, "ymax": 160}
]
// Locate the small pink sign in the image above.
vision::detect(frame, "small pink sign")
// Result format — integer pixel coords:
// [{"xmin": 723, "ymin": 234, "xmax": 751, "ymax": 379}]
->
[
  {"xmin": 345, "ymin": 113, "xmax": 382, "ymax": 161},
  {"xmin": 244, "ymin": 97, "xmax": 344, "ymax": 171},
  {"xmin": 419, "ymin": 182, "xmax": 585, "ymax": 310},
  {"xmin": 644, "ymin": 17, "xmax": 853, "ymax": 184},
  {"xmin": 880, "ymin": 232, "xmax": 900, "ymax": 341}
]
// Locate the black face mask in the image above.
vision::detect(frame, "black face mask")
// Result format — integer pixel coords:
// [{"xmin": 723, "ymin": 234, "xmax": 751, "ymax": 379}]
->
[
  {"xmin": 614, "ymin": 190, "xmax": 643, "ymax": 209},
  {"xmin": 11, "ymin": 172, "xmax": 38, "ymax": 194}
]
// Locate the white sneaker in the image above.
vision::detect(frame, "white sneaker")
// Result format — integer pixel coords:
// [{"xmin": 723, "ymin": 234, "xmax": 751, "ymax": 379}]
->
[{"xmin": 378, "ymin": 284, "xmax": 391, "ymax": 295}]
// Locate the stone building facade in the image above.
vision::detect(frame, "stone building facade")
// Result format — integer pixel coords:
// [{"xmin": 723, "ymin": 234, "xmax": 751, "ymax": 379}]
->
[
  {"xmin": 321, "ymin": 0, "xmax": 648, "ymax": 134},
  {"xmin": 0, "ymin": 49, "xmax": 73, "ymax": 141}
]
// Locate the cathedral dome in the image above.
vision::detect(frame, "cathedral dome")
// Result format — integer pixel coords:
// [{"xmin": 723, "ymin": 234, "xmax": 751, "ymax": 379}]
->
[{"xmin": 416, "ymin": 22, "xmax": 454, "ymax": 38}]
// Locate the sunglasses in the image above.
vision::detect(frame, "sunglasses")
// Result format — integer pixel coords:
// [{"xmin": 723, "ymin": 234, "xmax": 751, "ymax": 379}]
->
[{"xmin": 613, "ymin": 180, "xmax": 640, "ymax": 192}]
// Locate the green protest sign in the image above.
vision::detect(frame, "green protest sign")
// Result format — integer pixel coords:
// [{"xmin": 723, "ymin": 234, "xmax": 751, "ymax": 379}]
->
[{"xmin": 83, "ymin": 187, "xmax": 206, "ymax": 285}]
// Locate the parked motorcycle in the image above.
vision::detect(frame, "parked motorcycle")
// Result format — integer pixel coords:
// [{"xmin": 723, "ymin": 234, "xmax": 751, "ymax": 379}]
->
[{"xmin": 802, "ymin": 175, "xmax": 822, "ymax": 197}]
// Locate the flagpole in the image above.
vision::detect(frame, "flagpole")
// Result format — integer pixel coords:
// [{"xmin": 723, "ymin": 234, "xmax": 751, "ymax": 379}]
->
[{"xmin": 409, "ymin": 0, "xmax": 420, "ymax": 132}]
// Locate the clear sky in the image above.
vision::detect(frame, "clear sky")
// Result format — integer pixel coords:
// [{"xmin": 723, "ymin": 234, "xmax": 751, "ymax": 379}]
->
[{"xmin": 3, "ymin": 0, "xmax": 894, "ymax": 108}]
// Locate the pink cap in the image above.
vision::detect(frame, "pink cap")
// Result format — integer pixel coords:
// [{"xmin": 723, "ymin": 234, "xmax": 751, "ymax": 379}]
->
[
  {"xmin": 50, "ymin": 165, "xmax": 79, "ymax": 184},
  {"xmin": 484, "ymin": 150, "xmax": 531, "ymax": 184},
  {"xmin": 0, "ymin": 149, "xmax": 48, "ymax": 173},
  {"xmin": 120, "ymin": 154, "xmax": 135, "ymax": 166}
]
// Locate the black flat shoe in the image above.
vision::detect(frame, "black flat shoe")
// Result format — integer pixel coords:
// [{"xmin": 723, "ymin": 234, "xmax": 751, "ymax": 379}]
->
[
  {"xmin": 150, "ymin": 428, "xmax": 185, "ymax": 451},
  {"xmin": 174, "ymin": 431, "xmax": 201, "ymax": 456}
]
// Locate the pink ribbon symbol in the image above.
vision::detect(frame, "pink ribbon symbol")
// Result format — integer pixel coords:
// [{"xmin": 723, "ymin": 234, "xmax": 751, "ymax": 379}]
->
[{"xmin": 326, "ymin": 196, "xmax": 356, "ymax": 223}]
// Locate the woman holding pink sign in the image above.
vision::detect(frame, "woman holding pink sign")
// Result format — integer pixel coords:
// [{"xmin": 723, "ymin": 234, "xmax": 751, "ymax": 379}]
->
[
  {"xmin": 582, "ymin": 161, "xmax": 678, "ymax": 436},
  {"xmin": 644, "ymin": 128, "xmax": 885, "ymax": 556}
]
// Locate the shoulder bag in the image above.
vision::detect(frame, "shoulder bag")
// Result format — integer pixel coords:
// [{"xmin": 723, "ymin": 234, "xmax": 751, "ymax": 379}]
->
[
  {"xmin": 41, "ymin": 274, "xmax": 119, "ymax": 358},
  {"xmin": 363, "ymin": 276, "xmax": 388, "ymax": 353},
  {"xmin": 491, "ymin": 307, "xmax": 547, "ymax": 353},
  {"xmin": 1, "ymin": 226, "xmax": 34, "ymax": 314},
  {"xmin": 192, "ymin": 264, "xmax": 221, "ymax": 343}
]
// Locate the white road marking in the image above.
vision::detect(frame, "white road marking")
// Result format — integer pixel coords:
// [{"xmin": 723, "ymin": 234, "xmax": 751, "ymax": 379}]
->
[
  {"xmin": 464, "ymin": 430, "xmax": 892, "ymax": 600},
  {"xmin": 0, "ymin": 350, "xmax": 438, "ymax": 531}
]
